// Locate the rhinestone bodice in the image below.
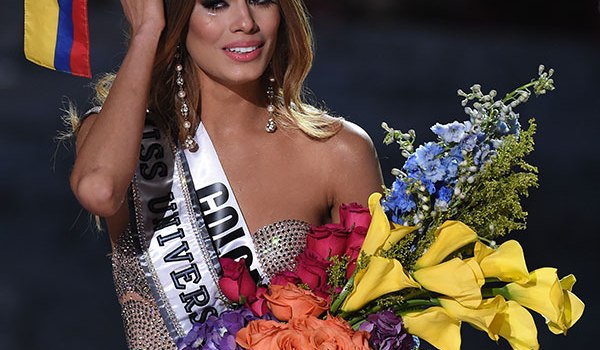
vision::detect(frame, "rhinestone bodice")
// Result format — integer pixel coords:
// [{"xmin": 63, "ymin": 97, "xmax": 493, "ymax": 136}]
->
[{"xmin": 111, "ymin": 219, "xmax": 310, "ymax": 349}]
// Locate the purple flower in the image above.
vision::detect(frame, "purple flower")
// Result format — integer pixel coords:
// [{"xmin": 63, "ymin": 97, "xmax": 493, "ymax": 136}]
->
[
  {"xmin": 359, "ymin": 310, "xmax": 417, "ymax": 350},
  {"xmin": 177, "ymin": 307, "xmax": 267, "ymax": 350}
]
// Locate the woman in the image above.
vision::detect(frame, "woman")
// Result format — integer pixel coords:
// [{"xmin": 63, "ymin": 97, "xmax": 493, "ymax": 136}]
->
[{"xmin": 70, "ymin": 0, "xmax": 383, "ymax": 348}]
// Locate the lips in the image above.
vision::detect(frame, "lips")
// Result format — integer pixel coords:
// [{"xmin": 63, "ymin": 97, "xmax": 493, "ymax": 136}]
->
[
  {"xmin": 223, "ymin": 41, "xmax": 265, "ymax": 62},
  {"xmin": 225, "ymin": 45, "xmax": 260, "ymax": 54}
]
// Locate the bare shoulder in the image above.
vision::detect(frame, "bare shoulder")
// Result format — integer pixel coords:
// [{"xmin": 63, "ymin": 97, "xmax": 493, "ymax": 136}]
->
[
  {"xmin": 318, "ymin": 119, "xmax": 383, "ymax": 212},
  {"xmin": 323, "ymin": 119, "xmax": 378, "ymax": 165}
]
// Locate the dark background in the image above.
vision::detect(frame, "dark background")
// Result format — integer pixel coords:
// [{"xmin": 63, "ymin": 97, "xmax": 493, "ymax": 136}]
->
[{"xmin": 1, "ymin": 0, "xmax": 598, "ymax": 349}]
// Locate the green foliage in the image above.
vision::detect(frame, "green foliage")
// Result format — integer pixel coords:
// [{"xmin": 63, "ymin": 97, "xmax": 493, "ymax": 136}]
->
[
  {"xmin": 455, "ymin": 120, "xmax": 538, "ymax": 239},
  {"xmin": 327, "ymin": 255, "xmax": 350, "ymax": 300}
]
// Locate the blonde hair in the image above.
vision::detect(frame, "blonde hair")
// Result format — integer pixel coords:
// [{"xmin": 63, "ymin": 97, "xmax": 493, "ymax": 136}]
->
[{"xmin": 73, "ymin": 0, "xmax": 341, "ymax": 140}]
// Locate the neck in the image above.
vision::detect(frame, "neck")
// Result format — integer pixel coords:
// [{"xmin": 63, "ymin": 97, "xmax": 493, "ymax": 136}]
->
[{"xmin": 198, "ymin": 75, "xmax": 268, "ymax": 135}]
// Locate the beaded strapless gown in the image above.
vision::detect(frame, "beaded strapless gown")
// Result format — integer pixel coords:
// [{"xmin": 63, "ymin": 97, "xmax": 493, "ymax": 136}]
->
[{"xmin": 111, "ymin": 219, "xmax": 310, "ymax": 350}]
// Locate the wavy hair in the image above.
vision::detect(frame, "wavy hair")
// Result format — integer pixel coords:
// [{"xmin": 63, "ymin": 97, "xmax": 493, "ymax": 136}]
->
[{"xmin": 82, "ymin": 0, "xmax": 341, "ymax": 141}]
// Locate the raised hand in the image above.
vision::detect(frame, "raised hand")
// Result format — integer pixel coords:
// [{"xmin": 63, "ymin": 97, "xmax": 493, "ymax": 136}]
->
[{"xmin": 120, "ymin": 0, "xmax": 166, "ymax": 36}]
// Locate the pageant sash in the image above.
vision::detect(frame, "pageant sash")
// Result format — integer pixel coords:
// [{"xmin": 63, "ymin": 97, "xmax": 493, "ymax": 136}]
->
[
  {"xmin": 130, "ymin": 120, "xmax": 264, "ymax": 340},
  {"xmin": 186, "ymin": 123, "xmax": 264, "ymax": 281}
]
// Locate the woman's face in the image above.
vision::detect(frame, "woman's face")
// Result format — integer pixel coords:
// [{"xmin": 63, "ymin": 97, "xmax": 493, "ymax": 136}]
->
[{"xmin": 186, "ymin": 0, "xmax": 281, "ymax": 87}]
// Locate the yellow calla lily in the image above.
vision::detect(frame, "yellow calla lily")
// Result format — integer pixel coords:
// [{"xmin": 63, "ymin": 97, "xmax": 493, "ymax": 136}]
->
[
  {"xmin": 439, "ymin": 296, "xmax": 506, "ymax": 341},
  {"xmin": 341, "ymin": 256, "xmax": 420, "ymax": 312},
  {"xmin": 502, "ymin": 268, "xmax": 564, "ymax": 329},
  {"xmin": 413, "ymin": 258, "xmax": 483, "ymax": 308},
  {"xmin": 559, "ymin": 274, "xmax": 576, "ymax": 291},
  {"xmin": 547, "ymin": 274, "xmax": 585, "ymax": 335},
  {"xmin": 473, "ymin": 241, "xmax": 495, "ymax": 262},
  {"xmin": 402, "ymin": 306, "xmax": 461, "ymax": 350},
  {"xmin": 490, "ymin": 300, "xmax": 539, "ymax": 350},
  {"xmin": 477, "ymin": 240, "xmax": 530, "ymax": 284},
  {"xmin": 414, "ymin": 221, "xmax": 478, "ymax": 269},
  {"xmin": 360, "ymin": 193, "xmax": 416, "ymax": 256}
]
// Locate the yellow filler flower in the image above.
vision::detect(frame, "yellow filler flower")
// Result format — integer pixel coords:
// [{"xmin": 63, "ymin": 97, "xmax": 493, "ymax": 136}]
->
[
  {"xmin": 341, "ymin": 256, "xmax": 420, "ymax": 312},
  {"xmin": 414, "ymin": 221, "xmax": 478, "ymax": 269}
]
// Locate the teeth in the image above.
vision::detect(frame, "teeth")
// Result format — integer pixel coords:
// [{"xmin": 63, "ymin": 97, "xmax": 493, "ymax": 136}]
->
[{"xmin": 226, "ymin": 46, "xmax": 258, "ymax": 54}]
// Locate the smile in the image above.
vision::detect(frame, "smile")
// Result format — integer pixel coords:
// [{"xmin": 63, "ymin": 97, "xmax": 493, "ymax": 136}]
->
[
  {"xmin": 222, "ymin": 42, "xmax": 265, "ymax": 62},
  {"xmin": 225, "ymin": 46, "xmax": 260, "ymax": 54}
]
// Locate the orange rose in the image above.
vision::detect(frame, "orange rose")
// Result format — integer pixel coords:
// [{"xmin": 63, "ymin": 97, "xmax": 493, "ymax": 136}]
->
[
  {"xmin": 263, "ymin": 283, "xmax": 328, "ymax": 322},
  {"xmin": 272, "ymin": 329, "xmax": 312, "ymax": 349},
  {"xmin": 319, "ymin": 315, "xmax": 371, "ymax": 349},
  {"xmin": 236, "ymin": 315, "xmax": 371, "ymax": 350},
  {"xmin": 235, "ymin": 319, "xmax": 285, "ymax": 350}
]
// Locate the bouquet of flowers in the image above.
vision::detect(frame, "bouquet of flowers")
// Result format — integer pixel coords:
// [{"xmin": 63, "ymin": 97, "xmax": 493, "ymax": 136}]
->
[{"xmin": 179, "ymin": 66, "xmax": 584, "ymax": 350}]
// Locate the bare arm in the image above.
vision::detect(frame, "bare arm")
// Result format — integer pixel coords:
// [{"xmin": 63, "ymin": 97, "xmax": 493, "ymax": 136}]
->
[
  {"xmin": 326, "ymin": 121, "xmax": 385, "ymax": 222},
  {"xmin": 70, "ymin": 0, "xmax": 165, "ymax": 218}
]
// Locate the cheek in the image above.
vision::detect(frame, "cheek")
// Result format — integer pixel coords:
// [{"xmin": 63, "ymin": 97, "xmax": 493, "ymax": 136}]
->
[
  {"xmin": 186, "ymin": 7, "xmax": 224, "ymax": 49},
  {"xmin": 263, "ymin": 10, "xmax": 281, "ymax": 39}
]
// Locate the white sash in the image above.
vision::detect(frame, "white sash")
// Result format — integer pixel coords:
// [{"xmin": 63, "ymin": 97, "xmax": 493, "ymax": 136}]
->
[{"xmin": 129, "ymin": 119, "xmax": 264, "ymax": 342}]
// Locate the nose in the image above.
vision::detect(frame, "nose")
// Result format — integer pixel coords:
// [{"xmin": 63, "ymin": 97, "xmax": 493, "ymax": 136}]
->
[{"xmin": 230, "ymin": 3, "xmax": 258, "ymax": 33}]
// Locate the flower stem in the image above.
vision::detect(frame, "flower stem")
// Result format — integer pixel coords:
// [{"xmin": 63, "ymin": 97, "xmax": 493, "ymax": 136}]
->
[
  {"xmin": 477, "ymin": 235, "xmax": 496, "ymax": 247},
  {"xmin": 482, "ymin": 287, "xmax": 506, "ymax": 299},
  {"xmin": 396, "ymin": 298, "xmax": 441, "ymax": 313},
  {"xmin": 330, "ymin": 274, "xmax": 355, "ymax": 315},
  {"xmin": 349, "ymin": 298, "xmax": 440, "ymax": 329},
  {"xmin": 502, "ymin": 81, "xmax": 536, "ymax": 103}
]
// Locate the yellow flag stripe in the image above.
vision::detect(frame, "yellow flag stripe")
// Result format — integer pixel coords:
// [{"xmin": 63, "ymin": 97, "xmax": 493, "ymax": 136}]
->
[{"xmin": 24, "ymin": 0, "xmax": 60, "ymax": 70}]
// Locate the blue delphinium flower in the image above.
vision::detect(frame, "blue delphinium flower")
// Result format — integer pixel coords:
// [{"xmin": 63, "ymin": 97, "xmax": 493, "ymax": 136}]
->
[
  {"xmin": 404, "ymin": 154, "xmax": 420, "ymax": 179},
  {"xmin": 421, "ymin": 179, "xmax": 436, "ymax": 195},
  {"xmin": 437, "ymin": 186, "xmax": 453, "ymax": 203},
  {"xmin": 460, "ymin": 134, "xmax": 478, "ymax": 152},
  {"xmin": 473, "ymin": 143, "xmax": 493, "ymax": 166},
  {"xmin": 431, "ymin": 121, "xmax": 468, "ymax": 144},
  {"xmin": 382, "ymin": 179, "xmax": 416, "ymax": 224},
  {"xmin": 414, "ymin": 142, "xmax": 443, "ymax": 162},
  {"xmin": 508, "ymin": 116, "xmax": 521, "ymax": 135},
  {"xmin": 441, "ymin": 156, "xmax": 460, "ymax": 181},
  {"xmin": 496, "ymin": 120, "xmax": 510, "ymax": 135},
  {"xmin": 420, "ymin": 158, "xmax": 445, "ymax": 183}
]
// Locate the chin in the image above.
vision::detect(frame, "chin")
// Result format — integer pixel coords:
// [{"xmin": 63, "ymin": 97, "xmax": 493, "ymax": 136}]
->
[{"xmin": 219, "ymin": 70, "xmax": 267, "ymax": 86}]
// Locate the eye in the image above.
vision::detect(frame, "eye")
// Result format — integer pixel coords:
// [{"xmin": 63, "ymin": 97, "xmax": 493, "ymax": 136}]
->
[
  {"xmin": 249, "ymin": 0, "xmax": 277, "ymax": 6},
  {"xmin": 201, "ymin": 0, "xmax": 228, "ymax": 11}
]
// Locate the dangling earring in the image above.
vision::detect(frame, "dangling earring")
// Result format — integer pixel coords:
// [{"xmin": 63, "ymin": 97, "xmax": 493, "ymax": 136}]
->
[
  {"xmin": 175, "ymin": 48, "xmax": 198, "ymax": 152},
  {"xmin": 265, "ymin": 76, "xmax": 277, "ymax": 133}
]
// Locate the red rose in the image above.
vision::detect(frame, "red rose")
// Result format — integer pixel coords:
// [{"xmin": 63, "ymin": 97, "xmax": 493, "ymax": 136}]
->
[
  {"xmin": 271, "ymin": 271, "xmax": 302, "ymax": 286},
  {"xmin": 339, "ymin": 202, "xmax": 371, "ymax": 230},
  {"xmin": 295, "ymin": 250, "xmax": 331, "ymax": 298},
  {"xmin": 344, "ymin": 224, "xmax": 368, "ymax": 279},
  {"xmin": 249, "ymin": 286, "xmax": 270, "ymax": 317},
  {"xmin": 306, "ymin": 223, "xmax": 350, "ymax": 260},
  {"xmin": 345, "ymin": 226, "xmax": 368, "ymax": 257},
  {"xmin": 218, "ymin": 257, "xmax": 257, "ymax": 304},
  {"xmin": 345, "ymin": 244, "xmax": 362, "ymax": 280}
]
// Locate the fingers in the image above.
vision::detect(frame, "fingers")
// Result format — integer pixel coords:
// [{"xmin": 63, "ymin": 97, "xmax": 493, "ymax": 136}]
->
[{"xmin": 120, "ymin": 0, "xmax": 166, "ymax": 36}]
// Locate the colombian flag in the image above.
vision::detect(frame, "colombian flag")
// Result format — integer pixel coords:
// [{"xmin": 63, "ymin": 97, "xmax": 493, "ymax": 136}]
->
[{"xmin": 24, "ymin": 0, "xmax": 91, "ymax": 78}]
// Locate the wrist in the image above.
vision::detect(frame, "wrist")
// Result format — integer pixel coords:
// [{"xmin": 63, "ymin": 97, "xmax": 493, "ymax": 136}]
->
[{"xmin": 131, "ymin": 22, "xmax": 164, "ymax": 44}]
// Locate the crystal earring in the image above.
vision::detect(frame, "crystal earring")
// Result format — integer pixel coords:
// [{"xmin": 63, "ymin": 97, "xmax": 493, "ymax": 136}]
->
[
  {"xmin": 265, "ymin": 77, "xmax": 277, "ymax": 133},
  {"xmin": 175, "ymin": 49, "xmax": 198, "ymax": 152}
]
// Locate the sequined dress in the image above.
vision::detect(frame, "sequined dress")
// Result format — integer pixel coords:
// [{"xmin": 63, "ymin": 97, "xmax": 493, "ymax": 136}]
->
[{"xmin": 111, "ymin": 219, "xmax": 310, "ymax": 349}]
